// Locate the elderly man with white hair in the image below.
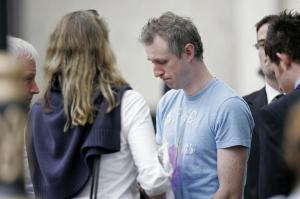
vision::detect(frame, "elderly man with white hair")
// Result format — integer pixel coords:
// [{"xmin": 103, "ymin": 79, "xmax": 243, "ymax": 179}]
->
[
  {"xmin": 7, "ymin": 36, "xmax": 39, "ymax": 197},
  {"xmin": 7, "ymin": 36, "xmax": 39, "ymax": 108}
]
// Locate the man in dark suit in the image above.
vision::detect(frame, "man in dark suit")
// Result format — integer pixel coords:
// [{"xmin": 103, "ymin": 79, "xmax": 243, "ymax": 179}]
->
[
  {"xmin": 243, "ymin": 15, "xmax": 280, "ymax": 199},
  {"xmin": 259, "ymin": 10, "xmax": 300, "ymax": 199}
]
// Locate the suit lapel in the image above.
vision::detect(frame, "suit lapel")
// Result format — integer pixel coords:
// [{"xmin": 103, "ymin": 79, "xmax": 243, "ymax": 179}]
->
[{"xmin": 249, "ymin": 87, "xmax": 268, "ymax": 114}]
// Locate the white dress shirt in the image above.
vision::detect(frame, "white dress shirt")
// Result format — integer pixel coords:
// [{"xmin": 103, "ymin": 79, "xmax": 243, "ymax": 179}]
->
[{"xmin": 265, "ymin": 82, "xmax": 281, "ymax": 104}]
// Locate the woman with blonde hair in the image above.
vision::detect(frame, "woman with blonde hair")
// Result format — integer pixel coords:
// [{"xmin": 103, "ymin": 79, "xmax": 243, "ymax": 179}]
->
[{"xmin": 26, "ymin": 10, "xmax": 171, "ymax": 199}]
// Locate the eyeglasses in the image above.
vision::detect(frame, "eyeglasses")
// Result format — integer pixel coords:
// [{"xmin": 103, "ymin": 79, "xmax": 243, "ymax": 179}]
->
[{"xmin": 253, "ymin": 41, "xmax": 265, "ymax": 50}]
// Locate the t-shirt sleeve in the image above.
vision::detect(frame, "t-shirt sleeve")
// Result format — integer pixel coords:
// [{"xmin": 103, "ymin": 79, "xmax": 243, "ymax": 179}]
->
[{"xmin": 214, "ymin": 97, "xmax": 254, "ymax": 149}]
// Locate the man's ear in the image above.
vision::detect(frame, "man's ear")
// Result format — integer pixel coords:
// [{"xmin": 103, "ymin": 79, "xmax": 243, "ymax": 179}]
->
[
  {"xmin": 183, "ymin": 43, "xmax": 195, "ymax": 62},
  {"xmin": 276, "ymin": 52, "xmax": 292, "ymax": 69}
]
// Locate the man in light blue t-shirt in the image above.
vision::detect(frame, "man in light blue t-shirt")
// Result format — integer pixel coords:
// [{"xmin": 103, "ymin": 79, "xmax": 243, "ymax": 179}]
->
[{"xmin": 140, "ymin": 12, "xmax": 254, "ymax": 199}]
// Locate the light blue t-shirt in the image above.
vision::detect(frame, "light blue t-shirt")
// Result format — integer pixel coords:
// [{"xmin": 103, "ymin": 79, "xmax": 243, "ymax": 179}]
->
[{"xmin": 156, "ymin": 78, "xmax": 254, "ymax": 199}]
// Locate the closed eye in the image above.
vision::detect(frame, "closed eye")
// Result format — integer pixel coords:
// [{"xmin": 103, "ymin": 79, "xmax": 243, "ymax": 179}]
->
[
  {"xmin": 152, "ymin": 59, "xmax": 168, "ymax": 65},
  {"xmin": 23, "ymin": 75, "xmax": 35, "ymax": 84}
]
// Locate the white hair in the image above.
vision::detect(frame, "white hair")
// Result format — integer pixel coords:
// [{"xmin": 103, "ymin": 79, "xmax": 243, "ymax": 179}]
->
[{"xmin": 7, "ymin": 36, "xmax": 39, "ymax": 65}]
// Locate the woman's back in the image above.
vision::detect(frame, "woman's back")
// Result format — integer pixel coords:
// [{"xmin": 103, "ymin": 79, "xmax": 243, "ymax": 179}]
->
[{"xmin": 74, "ymin": 90, "xmax": 170, "ymax": 199}]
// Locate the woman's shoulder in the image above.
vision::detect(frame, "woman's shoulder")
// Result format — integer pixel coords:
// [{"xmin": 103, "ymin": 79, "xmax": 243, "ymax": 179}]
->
[{"xmin": 122, "ymin": 90, "xmax": 148, "ymax": 108}]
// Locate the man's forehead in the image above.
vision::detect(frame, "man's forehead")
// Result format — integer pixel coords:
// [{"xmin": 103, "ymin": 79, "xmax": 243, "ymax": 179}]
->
[
  {"xmin": 18, "ymin": 56, "xmax": 36, "ymax": 67},
  {"xmin": 146, "ymin": 37, "xmax": 171, "ymax": 60},
  {"xmin": 146, "ymin": 50, "xmax": 170, "ymax": 61},
  {"xmin": 257, "ymin": 23, "xmax": 269, "ymax": 40},
  {"xmin": 152, "ymin": 35, "xmax": 169, "ymax": 49}
]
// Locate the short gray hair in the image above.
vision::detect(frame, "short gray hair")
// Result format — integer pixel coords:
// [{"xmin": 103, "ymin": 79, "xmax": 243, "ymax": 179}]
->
[
  {"xmin": 7, "ymin": 36, "xmax": 38, "ymax": 64},
  {"xmin": 140, "ymin": 11, "xmax": 204, "ymax": 60}
]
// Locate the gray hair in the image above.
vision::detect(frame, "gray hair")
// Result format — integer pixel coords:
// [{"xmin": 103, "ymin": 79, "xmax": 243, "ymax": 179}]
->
[
  {"xmin": 7, "ymin": 36, "xmax": 38, "ymax": 64},
  {"xmin": 140, "ymin": 11, "xmax": 204, "ymax": 60}
]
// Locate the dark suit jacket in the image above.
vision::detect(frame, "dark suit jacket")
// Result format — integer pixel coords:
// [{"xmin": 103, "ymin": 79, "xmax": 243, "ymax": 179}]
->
[
  {"xmin": 243, "ymin": 87, "xmax": 267, "ymax": 199},
  {"xmin": 258, "ymin": 85, "xmax": 300, "ymax": 199}
]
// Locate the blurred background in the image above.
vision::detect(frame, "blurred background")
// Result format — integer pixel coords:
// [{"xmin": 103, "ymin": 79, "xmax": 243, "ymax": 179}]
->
[{"xmin": 4, "ymin": 0, "xmax": 300, "ymax": 111}]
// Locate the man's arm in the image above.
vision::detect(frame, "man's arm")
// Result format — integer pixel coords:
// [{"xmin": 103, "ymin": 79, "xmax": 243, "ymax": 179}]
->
[{"xmin": 212, "ymin": 146, "xmax": 248, "ymax": 199}]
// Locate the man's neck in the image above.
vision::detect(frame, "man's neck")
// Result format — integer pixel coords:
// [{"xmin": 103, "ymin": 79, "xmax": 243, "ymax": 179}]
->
[
  {"xmin": 265, "ymin": 77, "xmax": 280, "ymax": 92},
  {"xmin": 183, "ymin": 61, "xmax": 213, "ymax": 96}
]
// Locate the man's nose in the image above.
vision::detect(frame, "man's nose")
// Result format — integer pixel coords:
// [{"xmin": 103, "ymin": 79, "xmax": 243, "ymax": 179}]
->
[
  {"xmin": 153, "ymin": 65, "xmax": 164, "ymax": 78},
  {"xmin": 30, "ymin": 81, "xmax": 39, "ymax": 94}
]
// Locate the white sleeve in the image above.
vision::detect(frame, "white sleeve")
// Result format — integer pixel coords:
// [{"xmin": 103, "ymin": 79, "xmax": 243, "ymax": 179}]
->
[
  {"xmin": 24, "ymin": 146, "xmax": 35, "ymax": 196},
  {"xmin": 122, "ymin": 90, "xmax": 172, "ymax": 196}
]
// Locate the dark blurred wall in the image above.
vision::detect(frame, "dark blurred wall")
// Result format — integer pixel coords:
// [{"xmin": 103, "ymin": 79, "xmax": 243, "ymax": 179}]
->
[
  {"xmin": 7, "ymin": 0, "xmax": 21, "ymax": 37},
  {"xmin": 0, "ymin": 0, "xmax": 7, "ymax": 50},
  {"xmin": 0, "ymin": 0, "xmax": 22, "ymax": 50},
  {"xmin": 0, "ymin": 0, "xmax": 21, "ymax": 50}
]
